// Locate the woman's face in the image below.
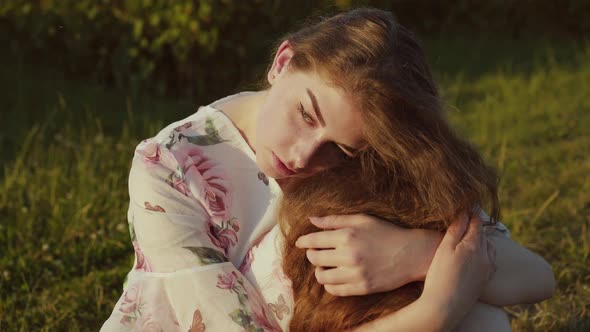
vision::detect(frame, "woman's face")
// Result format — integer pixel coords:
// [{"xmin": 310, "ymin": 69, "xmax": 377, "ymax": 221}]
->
[{"xmin": 254, "ymin": 42, "xmax": 365, "ymax": 180}]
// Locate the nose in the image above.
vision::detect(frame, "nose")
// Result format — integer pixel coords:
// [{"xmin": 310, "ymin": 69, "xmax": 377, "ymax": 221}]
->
[{"xmin": 291, "ymin": 139, "xmax": 322, "ymax": 171}]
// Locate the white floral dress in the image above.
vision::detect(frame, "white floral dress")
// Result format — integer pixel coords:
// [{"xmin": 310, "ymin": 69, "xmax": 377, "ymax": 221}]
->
[
  {"xmin": 101, "ymin": 95, "xmax": 293, "ymax": 332},
  {"xmin": 101, "ymin": 94, "xmax": 511, "ymax": 332}
]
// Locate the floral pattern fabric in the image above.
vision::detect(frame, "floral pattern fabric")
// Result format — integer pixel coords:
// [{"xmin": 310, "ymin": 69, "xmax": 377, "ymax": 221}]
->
[
  {"xmin": 101, "ymin": 95, "xmax": 293, "ymax": 332},
  {"xmin": 101, "ymin": 93, "xmax": 510, "ymax": 332}
]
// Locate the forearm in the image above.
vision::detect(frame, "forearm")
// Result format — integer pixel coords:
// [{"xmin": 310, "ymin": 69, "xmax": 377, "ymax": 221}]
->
[
  {"xmin": 349, "ymin": 297, "xmax": 450, "ymax": 332},
  {"xmin": 479, "ymin": 233, "xmax": 555, "ymax": 306},
  {"xmin": 413, "ymin": 229, "xmax": 555, "ymax": 306}
]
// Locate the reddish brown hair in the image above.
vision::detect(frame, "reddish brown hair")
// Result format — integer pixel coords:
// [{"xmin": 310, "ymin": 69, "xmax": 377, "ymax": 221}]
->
[{"xmin": 274, "ymin": 8, "xmax": 500, "ymax": 331}]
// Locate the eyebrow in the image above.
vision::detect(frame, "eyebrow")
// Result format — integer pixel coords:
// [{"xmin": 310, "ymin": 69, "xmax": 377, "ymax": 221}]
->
[
  {"xmin": 306, "ymin": 88, "xmax": 325, "ymax": 127},
  {"xmin": 306, "ymin": 88, "xmax": 364, "ymax": 153}
]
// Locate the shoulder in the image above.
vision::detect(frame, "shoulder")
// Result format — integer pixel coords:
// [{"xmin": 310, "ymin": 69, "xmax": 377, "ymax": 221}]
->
[
  {"xmin": 128, "ymin": 137, "xmax": 205, "ymax": 217},
  {"xmin": 150, "ymin": 106, "xmax": 227, "ymax": 145},
  {"xmin": 128, "ymin": 113, "xmax": 235, "ymax": 219}
]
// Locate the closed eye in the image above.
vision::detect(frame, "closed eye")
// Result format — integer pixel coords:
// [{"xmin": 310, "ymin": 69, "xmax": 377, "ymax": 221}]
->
[{"xmin": 298, "ymin": 102, "xmax": 314, "ymax": 125}]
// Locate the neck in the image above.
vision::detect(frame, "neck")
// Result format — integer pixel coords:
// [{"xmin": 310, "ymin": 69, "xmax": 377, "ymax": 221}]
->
[{"xmin": 216, "ymin": 90, "xmax": 267, "ymax": 154}]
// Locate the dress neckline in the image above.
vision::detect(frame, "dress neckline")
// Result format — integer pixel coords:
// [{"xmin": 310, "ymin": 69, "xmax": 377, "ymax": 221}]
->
[{"xmin": 203, "ymin": 92, "xmax": 283, "ymax": 196}]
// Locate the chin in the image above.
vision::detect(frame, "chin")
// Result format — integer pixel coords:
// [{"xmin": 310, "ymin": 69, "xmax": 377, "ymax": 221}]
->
[
  {"xmin": 255, "ymin": 155, "xmax": 280, "ymax": 179},
  {"xmin": 267, "ymin": 168, "xmax": 287, "ymax": 180}
]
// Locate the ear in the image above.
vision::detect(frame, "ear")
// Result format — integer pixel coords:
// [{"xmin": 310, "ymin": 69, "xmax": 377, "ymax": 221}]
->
[{"xmin": 267, "ymin": 40, "xmax": 294, "ymax": 86}]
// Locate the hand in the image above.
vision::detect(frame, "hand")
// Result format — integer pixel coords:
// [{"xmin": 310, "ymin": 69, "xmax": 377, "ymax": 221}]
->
[
  {"xmin": 294, "ymin": 214, "xmax": 442, "ymax": 296},
  {"xmin": 421, "ymin": 213, "xmax": 497, "ymax": 330}
]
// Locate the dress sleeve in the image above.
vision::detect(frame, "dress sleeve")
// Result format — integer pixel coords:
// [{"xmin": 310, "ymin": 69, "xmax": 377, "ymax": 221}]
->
[
  {"xmin": 100, "ymin": 137, "xmax": 282, "ymax": 332},
  {"xmin": 478, "ymin": 209, "xmax": 511, "ymax": 238}
]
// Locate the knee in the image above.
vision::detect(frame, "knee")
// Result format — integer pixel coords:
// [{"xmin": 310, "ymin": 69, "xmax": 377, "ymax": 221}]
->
[{"xmin": 454, "ymin": 302, "xmax": 511, "ymax": 332}]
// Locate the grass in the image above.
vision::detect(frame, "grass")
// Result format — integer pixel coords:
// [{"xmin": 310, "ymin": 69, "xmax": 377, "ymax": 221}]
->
[{"xmin": 1, "ymin": 39, "xmax": 589, "ymax": 331}]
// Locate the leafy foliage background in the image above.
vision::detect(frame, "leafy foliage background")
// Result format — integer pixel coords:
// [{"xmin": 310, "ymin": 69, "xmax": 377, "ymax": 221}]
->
[{"xmin": 2, "ymin": 0, "xmax": 588, "ymax": 98}]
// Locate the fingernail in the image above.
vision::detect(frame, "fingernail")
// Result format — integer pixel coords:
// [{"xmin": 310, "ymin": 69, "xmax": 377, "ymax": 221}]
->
[{"xmin": 309, "ymin": 216, "xmax": 320, "ymax": 223}]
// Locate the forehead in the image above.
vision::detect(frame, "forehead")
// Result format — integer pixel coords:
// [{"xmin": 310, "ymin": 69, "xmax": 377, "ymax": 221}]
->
[{"xmin": 288, "ymin": 70, "xmax": 365, "ymax": 148}]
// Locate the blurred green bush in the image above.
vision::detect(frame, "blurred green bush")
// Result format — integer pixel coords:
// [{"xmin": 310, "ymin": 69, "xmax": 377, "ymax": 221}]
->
[
  {"xmin": 1, "ymin": 0, "xmax": 300, "ymax": 98},
  {"xmin": 1, "ymin": 0, "xmax": 588, "ymax": 99}
]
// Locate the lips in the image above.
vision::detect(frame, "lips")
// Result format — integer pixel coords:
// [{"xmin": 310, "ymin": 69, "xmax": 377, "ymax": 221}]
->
[{"xmin": 272, "ymin": 152, "xmax": 296, "ymax": 176}]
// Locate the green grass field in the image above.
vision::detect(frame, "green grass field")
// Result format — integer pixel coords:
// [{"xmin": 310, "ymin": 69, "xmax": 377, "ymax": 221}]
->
[{"xmin": 1, "ymin": 39, "xmax": 589, "ymax": 331}]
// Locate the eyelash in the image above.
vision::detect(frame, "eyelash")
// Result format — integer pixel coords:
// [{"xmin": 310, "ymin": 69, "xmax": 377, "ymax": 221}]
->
[
  {"xmin": 298, "ymin": 102, "xmax": 354, "ymax": 159},
  {"xmin": 298, "ymin": 103, "xmax": 314, "ymax": 125}
]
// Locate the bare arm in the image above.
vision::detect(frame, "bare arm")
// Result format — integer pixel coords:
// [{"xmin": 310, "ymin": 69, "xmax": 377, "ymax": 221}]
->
[
  {"xmin": 414, "ymin": 227, "xmax": 555, "ymax": 306},
  {"xmin": 352, "ymin": 215, "xmax": 495, "ymax": 332},
  {"xmin": 350, "ymin": 297, "xmax": 448, "ymax": 332},
  {"xmin": 479, "ymin": 232, "xmax": 555, "ymax": 305},
  {"xmin": 296, "ymin": 212, "xmax": 554, "ymax": 325}
]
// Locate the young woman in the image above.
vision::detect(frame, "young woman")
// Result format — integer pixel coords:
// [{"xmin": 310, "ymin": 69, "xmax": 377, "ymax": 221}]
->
[{"xmin": 101, "ymin": 8, "xmax": 554, "ymax": 332}]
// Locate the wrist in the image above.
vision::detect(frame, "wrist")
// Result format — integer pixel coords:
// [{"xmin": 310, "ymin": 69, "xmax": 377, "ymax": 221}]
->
[
  {"xmin": 410, "ymin": 229, "xmax": 444, "ymax": 282},
  {"xmin": 413, "ymin": 296, "xmax": 451, "ymax": 332},
  {"xmin": 351, "ymin": 296, "xmax": 450, "ymax": 332}
]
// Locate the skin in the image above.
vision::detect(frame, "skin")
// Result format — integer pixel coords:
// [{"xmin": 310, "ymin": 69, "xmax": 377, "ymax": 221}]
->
[
  {"xmin": 216, "ymin": 41, "xmax": 554, "ymax": 329},
  {"xmin": 220, "ymin": 41, "xmax": 365, "ymax": 182},
  {"xmin": 297, "ymin": 213, "xmax": 555, "ymax": 306},
  {"xmin": 350, "ymin": 215, "xmax": 497, "ymax": 332}
]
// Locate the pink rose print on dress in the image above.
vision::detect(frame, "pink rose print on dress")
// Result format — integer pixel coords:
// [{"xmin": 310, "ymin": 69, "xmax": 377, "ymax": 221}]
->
[
  {"xmin": 238, "ymin": 248, "xmax": 254, "ymax": 274},
  {"xmin": 174, "ymin": 121, "xmax": 193, "ymax": 132},
  {"xmin": 238, "ymin": 236, "xmax": 263, "ymax": 274},
  {"xmin": 243, "ymin": 282, "xmax": 283, "ymax": 332},
  {"xmin": 216, "ymin": 271, "xmax": 239, "ymax": 290},
  {"xmin": 141, "ymin": 142, "xmax": 161, "ymax": 163},
  {"xmin": 173, "ymin": 146, "xmax": 233, "ymax": 225},
  {"xmin": 133, "ymin": 241, "xmax": 152, "ymax": 272},
  {"xmin": 166, "ymin": 171, "xmax": 191, "ymax": 197},
  {"xmin": 207, "ymin": 218, "xmax": 239, "ymax": 255},
  {"xmin": 119, "ymin": 280, "xmax": 180, "ymax": 330},
  {"xmin": 216, "ymin": 271, "xmax": 282, "ymax": 331},
  {"xmin": 136, "ymin": 139, "xmax": 183, "ymax": 173},
  {"xmin": 138, "ymin": 312, "xmax": 178, "ymax": 332},
  {"xmin": 133, "ymin": 301, "xmax": 180, "ymax": 331},
  {"xmin": 144, "ymin": 201, "xmax": 165, "ymax": 212},
  {"xmin": 119, "ymin": 282, "xmax": 142, "ymax": 317},
  {"xmin": 136, "ymin": 313, "xmax": 162, "ymax": 332}
]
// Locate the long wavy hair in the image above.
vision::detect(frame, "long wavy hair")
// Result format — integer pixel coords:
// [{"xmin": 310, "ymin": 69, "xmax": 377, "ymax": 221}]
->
[{"xmin": 274, "ymin": 8, "xmax": 500, "ymax": 331}]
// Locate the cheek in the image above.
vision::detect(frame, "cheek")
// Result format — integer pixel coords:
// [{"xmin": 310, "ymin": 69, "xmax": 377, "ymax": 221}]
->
[{"xmin": 256, "ymin": 103, "xmax": 297, "ymax": 149}]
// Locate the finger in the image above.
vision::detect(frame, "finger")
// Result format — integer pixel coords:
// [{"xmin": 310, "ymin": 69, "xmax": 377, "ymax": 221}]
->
[
  {"xmin": 306, "ymin": 249, "xmax": 350, "ymax": 267},
  {"xmin": 296, "ymin": 228, "xmax": 351, "ymax": 249},
  {"xmin": 309, "ymin": 214, "xmax": 360, "ymax": 230},
  {"xmin": 486, "ymin": 238, "xmax": 497, "ymax": 273},
  {"xmin": 441, "ymin": 213, "xmax": 469, "ymax": 249},
  {"xmin": 324, "ymin": 283, "xmax": 365, "ymax": 297},
  {"xmin": 314, "ymin": 266, "xmax": 353, "ymax": 285},
  {"xmin": 463, "ymin": 214, "xmax": 483, "ymax": 245}
]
